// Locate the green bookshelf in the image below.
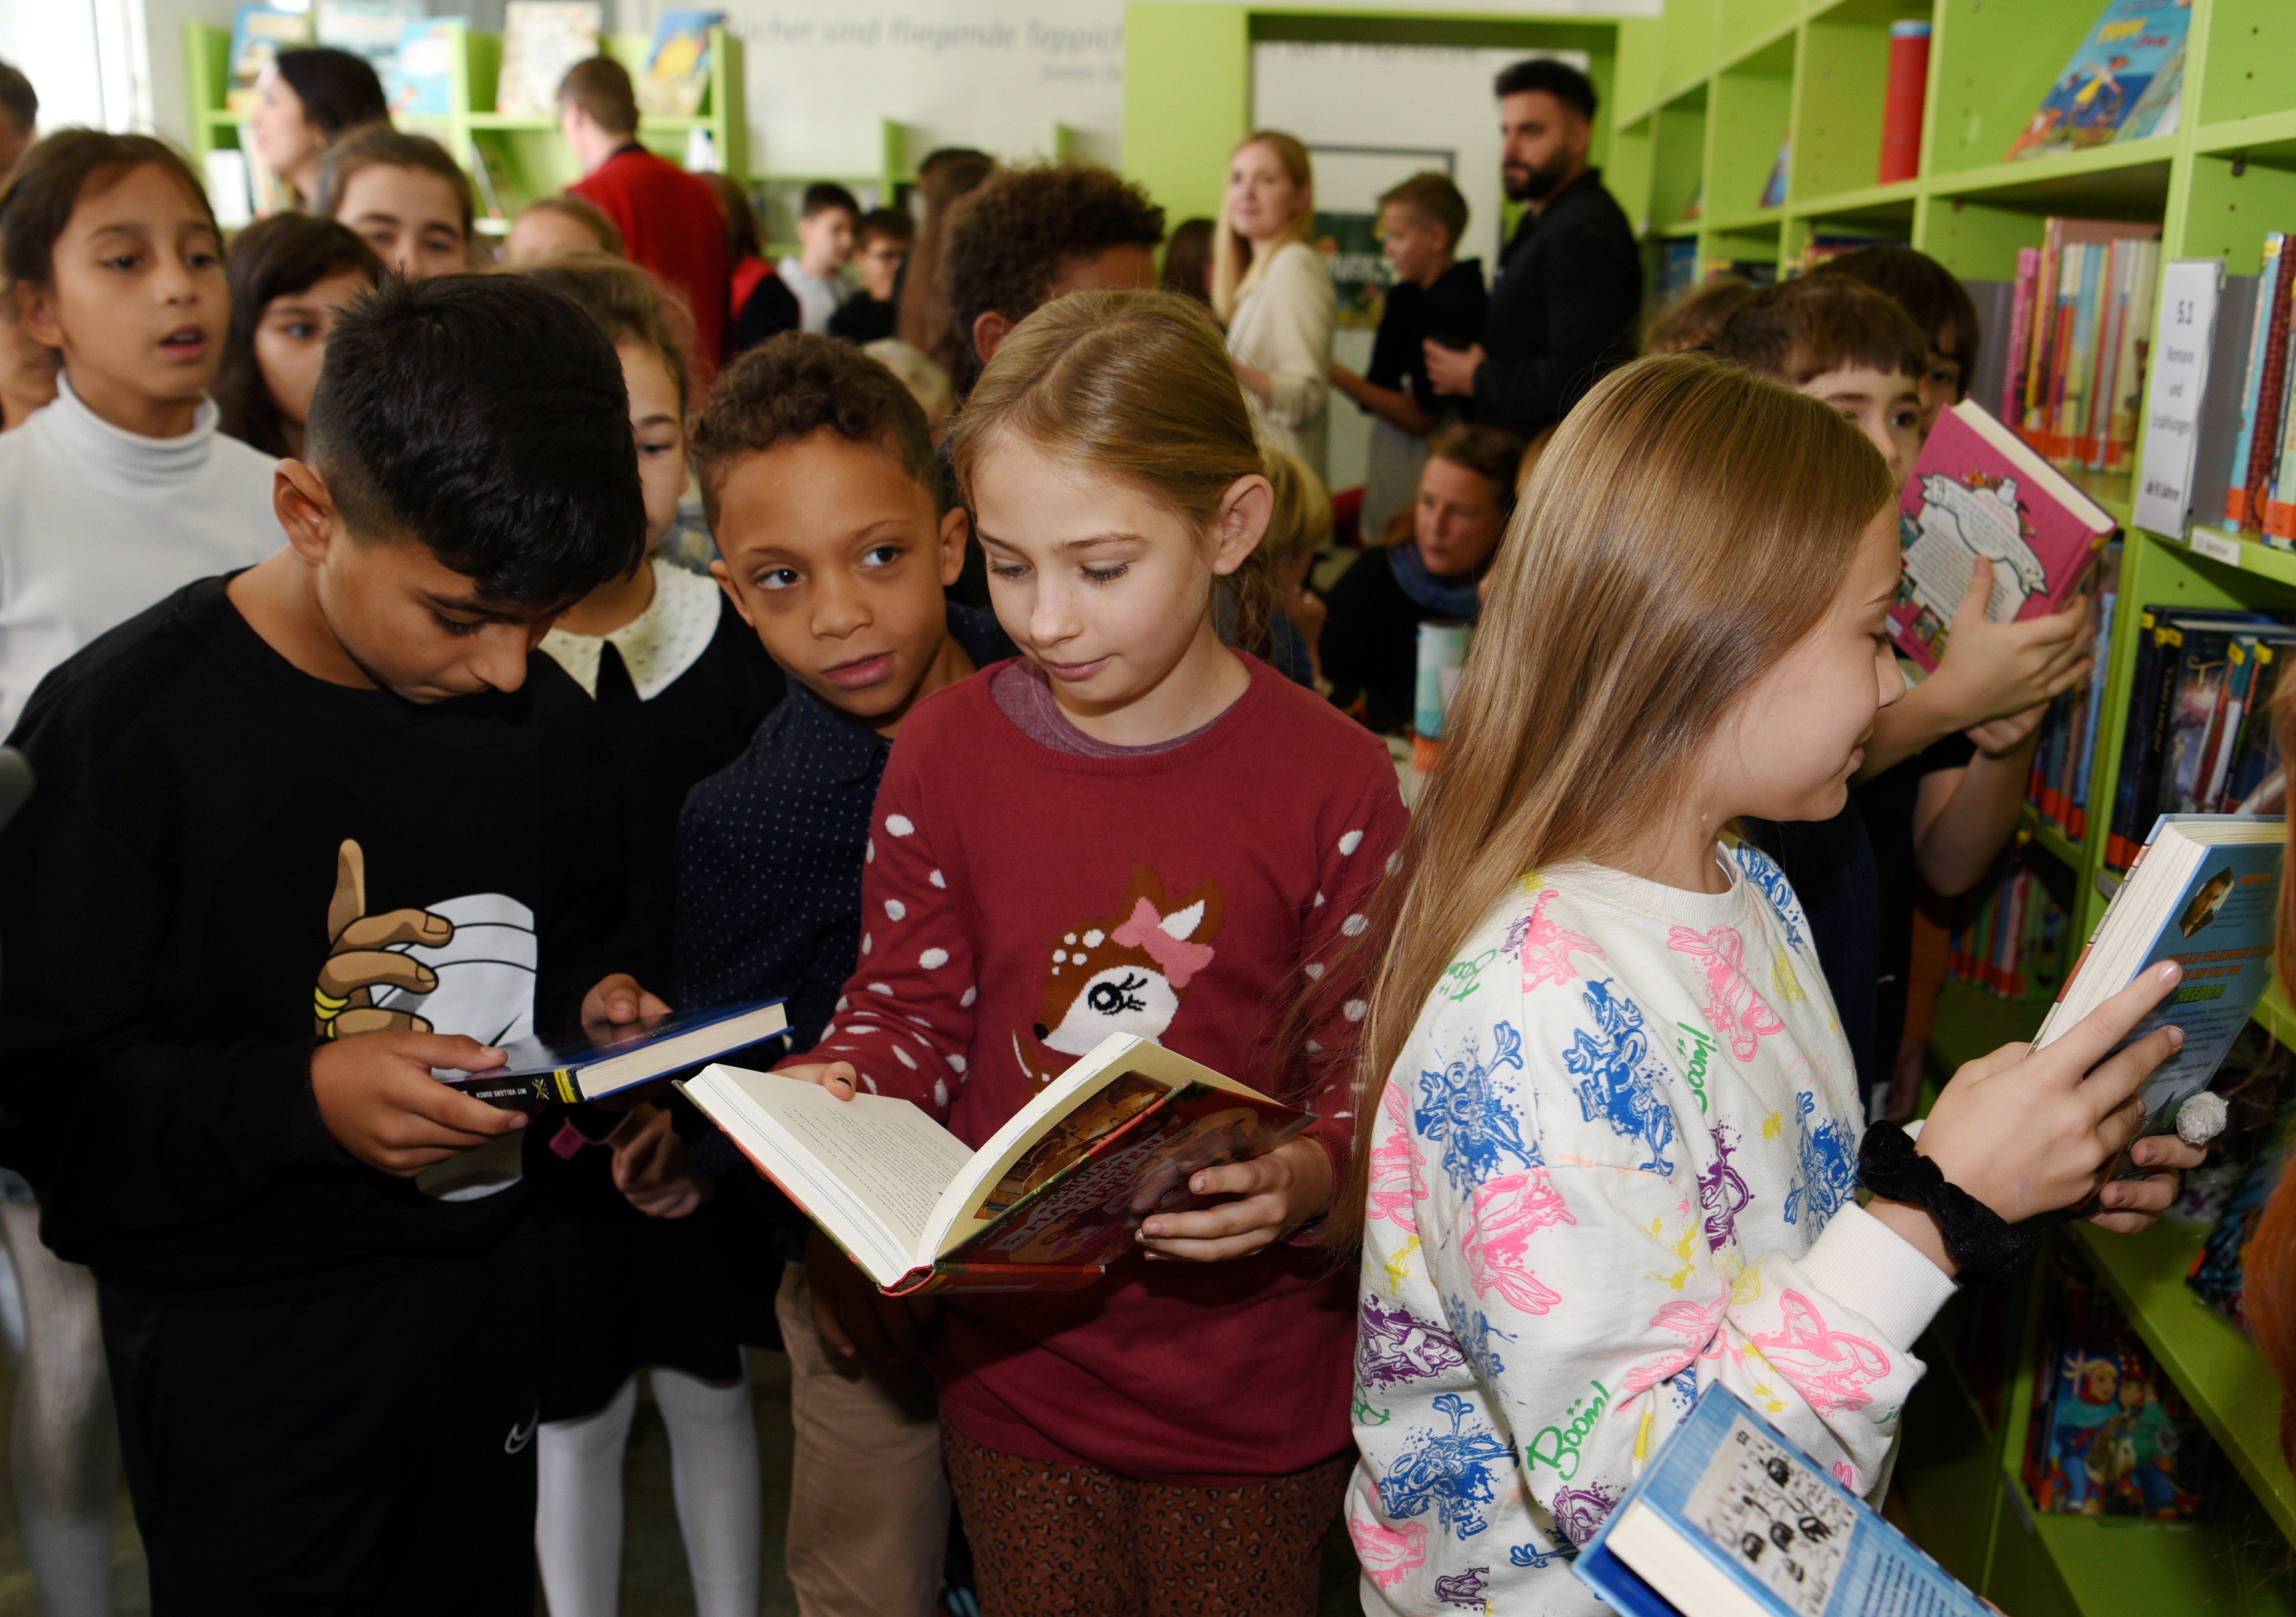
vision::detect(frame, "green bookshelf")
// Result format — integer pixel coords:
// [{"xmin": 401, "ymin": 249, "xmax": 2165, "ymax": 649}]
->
[
  {"xmin": 182, "ymin": 22, "xmax": 747, "ymax": 228},
  {"xmin": 1603, "ymin": 2, "xmax": 2296, "ymax": 1610}
]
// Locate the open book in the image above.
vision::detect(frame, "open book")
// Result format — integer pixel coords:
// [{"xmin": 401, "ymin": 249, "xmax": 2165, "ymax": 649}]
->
[
  {"xmin": 678, "ymin": 1034, "xmax": 1311, "ymax": 1295},
  {"xmin": 2033, "ymin": 814, "xmax": 2283, "ymax": 1207},
  {"xmin": 1576, "ymin": 1384, "xmax": 1988, "ymax": 1616}
]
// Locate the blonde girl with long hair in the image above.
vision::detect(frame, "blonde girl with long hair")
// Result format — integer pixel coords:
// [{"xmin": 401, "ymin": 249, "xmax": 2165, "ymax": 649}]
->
[
  {"xmin": 769, "ymin": 289, "xmax": 1405, "ymax": 1614},
  {"xmin": 1213, "ymin": 131, "xmax": 1336, "ymax": 482},
  {"xmin": 1342, "ymin": 353, "xmax": 2205, "ymax": 1613}
]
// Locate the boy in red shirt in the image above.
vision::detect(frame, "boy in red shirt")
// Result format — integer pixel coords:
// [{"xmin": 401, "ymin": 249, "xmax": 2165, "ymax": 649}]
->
[{"xmin": 558, "ymin": 55, "xmax": 727, "ymax": 389}]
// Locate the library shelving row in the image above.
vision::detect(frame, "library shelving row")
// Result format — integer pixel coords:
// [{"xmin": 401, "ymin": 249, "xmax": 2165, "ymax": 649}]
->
[{"xmin": 1616, "ymin": 1, "xmax": 2296, "ymax": 1612}]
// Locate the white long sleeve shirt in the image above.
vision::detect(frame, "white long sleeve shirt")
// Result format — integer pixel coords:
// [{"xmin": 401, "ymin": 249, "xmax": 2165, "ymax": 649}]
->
[
  {"xmin": 1226, "ymin": 239, "xmax": 1336, "ymax": 483},
  {"xmin": 1351, "ymin": 840, "xmax": 1957, "ymax": 1614},
  {"xmin": 0, "ymin": 375, "xmax": 279, "ymax": 735}
]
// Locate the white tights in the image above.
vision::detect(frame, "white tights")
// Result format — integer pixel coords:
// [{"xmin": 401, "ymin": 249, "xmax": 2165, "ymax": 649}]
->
[
  {"xmin": 0, "ymin": 1202, "xmax": 116, "ymax": 1617},
  {"xmin": 534, "ymin": 1366, "xmax": 761, "ymax": 1617}
]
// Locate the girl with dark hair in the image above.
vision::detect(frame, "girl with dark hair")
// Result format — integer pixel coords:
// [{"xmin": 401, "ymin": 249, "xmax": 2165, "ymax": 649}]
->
[
  {"xmin": 214, "ymin": 213, "xmax": 380, "ymax": 458},
  {"xmin": 699, "ymin": 170, "xmax": 798, "ymax": 349},
  {"xmin": 248, "ymin": 47, "xmax": 390, "ymax": 208}
]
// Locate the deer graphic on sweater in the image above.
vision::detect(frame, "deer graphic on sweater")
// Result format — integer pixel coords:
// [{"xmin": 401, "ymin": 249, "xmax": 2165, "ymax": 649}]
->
[{"xmin": 1013, "ymin": 865, "xmax": 1225, "ymax": 1087}]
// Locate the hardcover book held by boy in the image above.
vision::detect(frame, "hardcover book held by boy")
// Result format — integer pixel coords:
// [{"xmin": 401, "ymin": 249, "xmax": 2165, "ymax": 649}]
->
[
  {"xmin": 437, "ymin": 997, "xmax": 787, "ymax": 1107},
  {"xmin": 2032, "ymin": 815, "xmax": 2284, "ymax": 1186},
  {"xmin": 1889, "ymin": 399, "xmax": 2116, "ymax": 671},
  {"xmin": 679, "ymin": 1033, "xmax": 1309, "ymax": 1296},
  {"xmin": 1573, "ymin": 1383, "xmax": 1991, "ymax": 1617},
  {"xmin": 2005, "ymin": 0, "xmax": 2192, "ymax": 161}
]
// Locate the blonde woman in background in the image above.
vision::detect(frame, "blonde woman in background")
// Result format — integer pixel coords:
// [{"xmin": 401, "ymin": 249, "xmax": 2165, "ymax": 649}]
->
[{"xmin": 1213, "ymin": 132, "xmax": 1334, "ymax": 481}]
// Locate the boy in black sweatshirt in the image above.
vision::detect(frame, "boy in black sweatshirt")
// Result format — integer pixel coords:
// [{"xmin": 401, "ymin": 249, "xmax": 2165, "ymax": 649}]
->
[{"xmin": 0, "ymin": 274, "xmax": 664, "ymax": 1611}]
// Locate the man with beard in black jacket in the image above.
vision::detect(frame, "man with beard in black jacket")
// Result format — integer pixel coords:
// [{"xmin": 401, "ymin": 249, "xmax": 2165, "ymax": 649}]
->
[{"xmin": 1423, "ymin": 57, "xmax": 1642, "ymax": 439}]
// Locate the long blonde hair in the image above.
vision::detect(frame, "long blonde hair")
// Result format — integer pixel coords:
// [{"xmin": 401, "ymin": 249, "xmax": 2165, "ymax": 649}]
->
[
  {"xmin": 1211, "ymin": 131, "xmax": 1314, "ymax": 324},
  {"xmin": 1325, "ymin": 353, "xmax": 1896, "ymax": 1246},
  {"xmin": 949, "ymin": 289, "xmax": 1279, "ymax": 658}
]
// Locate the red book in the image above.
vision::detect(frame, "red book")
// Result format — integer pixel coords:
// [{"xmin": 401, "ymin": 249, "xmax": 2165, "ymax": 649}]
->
[
  {"xmin": 1891, "ymin": 400, "xmax": 2117, "ymax": 672},
  {"xmin": 1879, "ymin": 22, "xmax": 1930, "ymax": 184}
]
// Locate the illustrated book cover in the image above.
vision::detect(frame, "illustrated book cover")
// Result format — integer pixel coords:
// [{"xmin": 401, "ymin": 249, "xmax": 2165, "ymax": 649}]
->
[
  {"xmin": 637, "ymin": 10, "xmax": 722, "ymax": 117},
  {"xmin": 225, "ymin": 5, "xmax": 314, "ymax": 114},
  {"xmin": 679, "ymin": 1033, "xmax": 1311, "ymax": 1296},
  {"xmin": 2004, "ymin": 0, "xmax": 2193, "ymax": 161},
  {"xmin": 1891, "ymin": 398, "xmax": 2116, "ymax": 671},
  {"xmin": 438, "ymin": 997, "xmax": 788, "ymax": 1107},
  {"xmin": 1573, "ymin": 1383, "xmax": 1989, "ymax": 1616},
  {"xmin": 496, "ymin": 1, "xmax": 601, "ymax": 118}
]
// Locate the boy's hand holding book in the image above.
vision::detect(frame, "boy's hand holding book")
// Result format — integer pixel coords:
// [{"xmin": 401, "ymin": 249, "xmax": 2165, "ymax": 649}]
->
[{"xmin": 313, "ymin": 1030, "xmax": 527, "ymax": 1176}]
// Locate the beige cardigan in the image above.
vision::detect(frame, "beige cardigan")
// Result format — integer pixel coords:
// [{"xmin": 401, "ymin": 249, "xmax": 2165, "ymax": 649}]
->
[{"xmin": 1225, "ymin": 239, "xmax": 1336, "ymax": 482}]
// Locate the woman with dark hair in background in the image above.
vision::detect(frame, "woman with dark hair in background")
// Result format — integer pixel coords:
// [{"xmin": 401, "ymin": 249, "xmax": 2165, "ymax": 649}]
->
[
  {"xmin": 1161, "ymin": 216, "xmax": 1214, "ymax": 305},
  {"xmin": 247, "ymin": 46, "xmax": 390, "ymax": 209},
  {"xmin": 896, "ymin": 146, "xmax": 994, "ymax": 385},
  {"xmin": 214, "ymin": 213, "xmax": 381, "ymax": 458},
  {"xmin": 701, "ymin": 171, "xmax": 798, "ymax": 350}
]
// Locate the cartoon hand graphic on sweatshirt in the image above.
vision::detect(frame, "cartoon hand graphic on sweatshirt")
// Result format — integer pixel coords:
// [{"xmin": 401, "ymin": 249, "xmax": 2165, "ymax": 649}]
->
[{"xmin": 314, "ymin": 840, "xmax": 455, "ymax": 1039}]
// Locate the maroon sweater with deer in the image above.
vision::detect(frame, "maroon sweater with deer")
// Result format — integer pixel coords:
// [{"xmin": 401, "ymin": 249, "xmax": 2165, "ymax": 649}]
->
[{"xmin": 789, "ymin": 655, "xmax": 1405, "ymax": 1484}]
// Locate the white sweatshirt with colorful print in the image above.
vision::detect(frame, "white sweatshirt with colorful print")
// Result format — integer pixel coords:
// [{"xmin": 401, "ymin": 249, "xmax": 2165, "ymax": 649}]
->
[{"xmin": 1348, "ymin": 842, "xmax": 1958, "ymax": 1614}]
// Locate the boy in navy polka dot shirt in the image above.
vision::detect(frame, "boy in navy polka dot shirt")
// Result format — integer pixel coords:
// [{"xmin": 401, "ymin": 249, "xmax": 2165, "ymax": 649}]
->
[{"xmin": 672, "ymin": 333, "xmax": 1009, "ymax": 1613}]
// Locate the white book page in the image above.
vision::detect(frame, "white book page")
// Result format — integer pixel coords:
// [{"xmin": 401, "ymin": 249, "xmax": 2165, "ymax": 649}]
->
[{"xmin": 692, "ymin": 1069, "xmax": 974, "ymax": 1279}]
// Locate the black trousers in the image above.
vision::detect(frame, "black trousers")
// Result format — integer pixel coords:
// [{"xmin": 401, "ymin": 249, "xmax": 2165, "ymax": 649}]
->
[{"xmin": 100, "ymin": 1225, "xmax": 541, "ymax": 1616}]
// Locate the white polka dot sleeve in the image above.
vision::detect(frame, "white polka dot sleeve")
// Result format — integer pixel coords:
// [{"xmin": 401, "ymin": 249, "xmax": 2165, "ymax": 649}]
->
[{"xmin": 796, "ymin": 774, "xmax": 972, "ymax": 1117}]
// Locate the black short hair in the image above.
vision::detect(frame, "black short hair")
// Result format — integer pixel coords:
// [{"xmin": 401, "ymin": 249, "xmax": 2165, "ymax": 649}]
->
[
  {"xmin": 273, "ymin": 47, "xmax": 388, "ymax": 139},
  {"xmin": 215, "ymin": 214, "xmax": 382, "ymax": 457},
  {"xmin": 857, "ymin": 207, "xmax": 913, "ymax": 249},
  {"xmin": 689, "ymin": 332, "xmax": 939, "ymax": 528},
  {"xmin": 1494, "ymin": 58, "xmax": 1597, "ymax": 122},
  {"xmin": 0, "ymin": 130, "xmax": 214, "ymax": 291},
  {"xmin": 0, "ymin": 60, "xmax": 35, "ymax": 136},
  {"xmin": 943, "ymin": 163, "xmax": 1164, "ymax": 380},
  {"xmin": 801, "ymin": 182, "xmax": 860, "ymax": 222},
  {"xmin": 305, "ymin": 275, "xmax": 646, "ymax": 609}
]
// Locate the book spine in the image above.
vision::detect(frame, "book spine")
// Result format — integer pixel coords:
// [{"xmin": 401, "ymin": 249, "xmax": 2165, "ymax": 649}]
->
[
  {"xmin": 2043, "ymin": 246, "xmax": 2082, "ymax": 460},
  {"xmin": 2242, "ymin": 244, "xmax": 2296, "ymax": 531},
  {"xmin": 1879, "ymin": 22, "xmax": 1930, "ymax": 185},
  {"xmin": 2108, "ymin": 241, "xmax": 2158, "ymax": 473},
  {"xmin": 2079, "ymin": 241, "xmax": 2116, "ymax": 469},
  {"xmin": 2076, "ymin": 590, "xmax": 2116, "ymax": 812},
  {"xmin": 2227, "ymin": 235, "xmax": 2282, "ymax": 526},
  {"xmin": 2006, "ymin": 247, "xmax": 2040, "ymax": 424},
  {"xmin": 2025, "ymin": 226, "xmax": 2061, "ymax": 433}
]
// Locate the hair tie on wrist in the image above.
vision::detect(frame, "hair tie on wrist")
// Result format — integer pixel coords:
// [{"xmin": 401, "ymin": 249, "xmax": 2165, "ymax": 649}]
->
[{"xmin": 1857, "ymin": 1120, "xmax": 2038, "ymax": 1287}]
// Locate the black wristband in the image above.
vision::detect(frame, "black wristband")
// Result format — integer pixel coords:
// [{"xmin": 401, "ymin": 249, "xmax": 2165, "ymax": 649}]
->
[{"xmin": 1856, "ymin": 1120, "xmax": 2038, "ymax": 1287}]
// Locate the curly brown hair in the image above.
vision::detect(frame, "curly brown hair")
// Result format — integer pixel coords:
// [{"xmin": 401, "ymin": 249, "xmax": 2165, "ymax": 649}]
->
[
  {"xmin": 689, "ymin": 331, "xmax": 940, "ymax": 527},
  {"xmin": 942, "ymin": 163, "xmax": 1164, "ymax": 383}
]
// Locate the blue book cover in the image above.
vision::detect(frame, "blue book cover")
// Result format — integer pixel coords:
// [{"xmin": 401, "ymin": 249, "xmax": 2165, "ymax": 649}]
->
[
  {"xmin": 1574, "ymin": 1384, "xmax": 1989, "ymax": 1616},
  {"xmin": 2006, "ymin": 0, "xmax": 2193, "ymax": 161},
  {"xmin": 438, "ymin": 996, "xmax": 788, "ymax": 1107},
  {"xmin": 386, "ymin": 15, "xmax": 465, "ymax": 117},
  {"xmin": 638, "ymin": 9, "xmax": 723, "ymax": 117}
]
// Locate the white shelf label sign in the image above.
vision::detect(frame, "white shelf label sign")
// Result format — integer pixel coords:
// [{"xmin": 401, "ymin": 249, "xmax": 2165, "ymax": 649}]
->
[
  {"xmin": 2190, "ymin": 528, "xmax": 2244, "ymax": 567},
  {"xmin": 2136, "ymin": 259, "xmax": 2223, "ymax": 537}
]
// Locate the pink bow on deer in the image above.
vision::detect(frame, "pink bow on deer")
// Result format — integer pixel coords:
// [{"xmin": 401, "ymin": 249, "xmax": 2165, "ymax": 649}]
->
[{"xmin": 1111, "ymin": 896, "xmax": 1216, "ymax": 988}]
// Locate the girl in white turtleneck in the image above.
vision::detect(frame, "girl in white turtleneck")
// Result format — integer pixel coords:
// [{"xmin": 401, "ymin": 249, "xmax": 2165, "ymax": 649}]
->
[
  {"xmin": 0, "ymin": 131, "xmax": 278, "ymax": 737},
  {"xmin": 0, "ymin": 132, "xmax": 277, "ymax": 1617}
]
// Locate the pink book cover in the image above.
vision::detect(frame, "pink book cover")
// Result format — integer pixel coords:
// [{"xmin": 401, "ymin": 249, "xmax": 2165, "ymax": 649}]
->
[
  {"xmin": 1890, "ymin": 399, "xmax": 2118, "ymax": 672},
  {"xmin": 2003, "ymin": 247, "xmax": 2040, "ymax": 423}
]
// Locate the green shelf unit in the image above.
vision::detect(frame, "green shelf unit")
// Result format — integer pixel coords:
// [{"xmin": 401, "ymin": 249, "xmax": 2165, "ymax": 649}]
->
[{"xmin": 182, "ymin": 22, "xmax": 746, "ymax": 225}]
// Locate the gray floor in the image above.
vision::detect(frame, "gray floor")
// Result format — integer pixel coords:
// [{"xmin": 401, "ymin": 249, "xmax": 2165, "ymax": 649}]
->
[{"xmin": 0, "ymin": 1342, "xmax": 1360, "ymax": 1615}]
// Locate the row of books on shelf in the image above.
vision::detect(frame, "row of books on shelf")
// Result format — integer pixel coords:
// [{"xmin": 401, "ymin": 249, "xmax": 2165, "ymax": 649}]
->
[
  {"xmin": 1998, "ymin": 218, "xmax": 2162, "ymax": 477},
  {"xmin": 225, "ymin": 2, "xmax": 721, "ymax": 122},
  {"xmin": 2211, "ymin": 231, "xmax": 2296, "ymax": 545},
  {"xmin": 2027, "ymin": 545, "xmax": 2121, "ymax": 843},
  {"xmin": 1946, "ymin": 864, "xmax": 2068, "ymax": 1002},
  {"xmin": 2104, "ymin": 607, "xmax": 2293, "ymax": 871}
]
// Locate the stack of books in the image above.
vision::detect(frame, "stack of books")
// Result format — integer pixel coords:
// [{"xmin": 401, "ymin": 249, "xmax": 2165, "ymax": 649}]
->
[
  {"xmin": 2104, "ymin": 608, "xmax": 2296, "ymax": 870},
  {"xmin": 1999, "ymin": 219, "xmax": 2163, "ymax": 477}
]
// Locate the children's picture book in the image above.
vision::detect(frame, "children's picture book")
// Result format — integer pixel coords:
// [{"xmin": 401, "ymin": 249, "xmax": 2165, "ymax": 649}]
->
[
  {"xmin": 1573, "ymin": 1383, "xmax": 1991, "ymax": 1617},
  {"xmin": 225, "ymin": 4, "xmax": 315, "ymax": 114},
  {"xmin": 679, "ymin": 1033, "xmax": 1311, "ymax": 1296},
  {"xmin": 2025, "ymin": 1249, "xmax": 2221, "ymax": 1518},
  {"xmin": 1889, "ymin": 399, "xmax": 2117, "ymax": 671},
  {"xmin": 2005, "ymin": 0, "xmax": 2193, "ymax": 161},
  {"xmin": 387, "ymin": 15, "xmax": 465, "ymax": 116},
  {"xmin": 314, "ymin": 0, "xmax": 424, "ymax": 78},
  {"xmin": 438, "ymin": 997, "xmax": 788, "ymax": 1107},
  {"xmin": 2031, "ymin": 814, "xmax": 2284, "ymax": 1199},
  {"xmin": 496, "ymin": 0, "xmax": 602, "ymax": 118},
  {"xmin": 637, "ymin": 9, "xmax": 722, "ymax": 117}
]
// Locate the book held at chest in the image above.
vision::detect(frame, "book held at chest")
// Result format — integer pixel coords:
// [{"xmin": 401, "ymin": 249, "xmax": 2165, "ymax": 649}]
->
[
  {"xmin": 679, "ymin": 1033, "xmax": 1310, "ymax": 1296},
  {"xmin": 1890, "ymin": 399, "xmax": 2117, "ymax": 672},
  {"xmin": 437, "ymin": 997, "xmax": 788, "ymax": 1107},
  {"xmin": 1573, "ymin": 1383, "xmax": 1989, "ymax": 1616}
]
